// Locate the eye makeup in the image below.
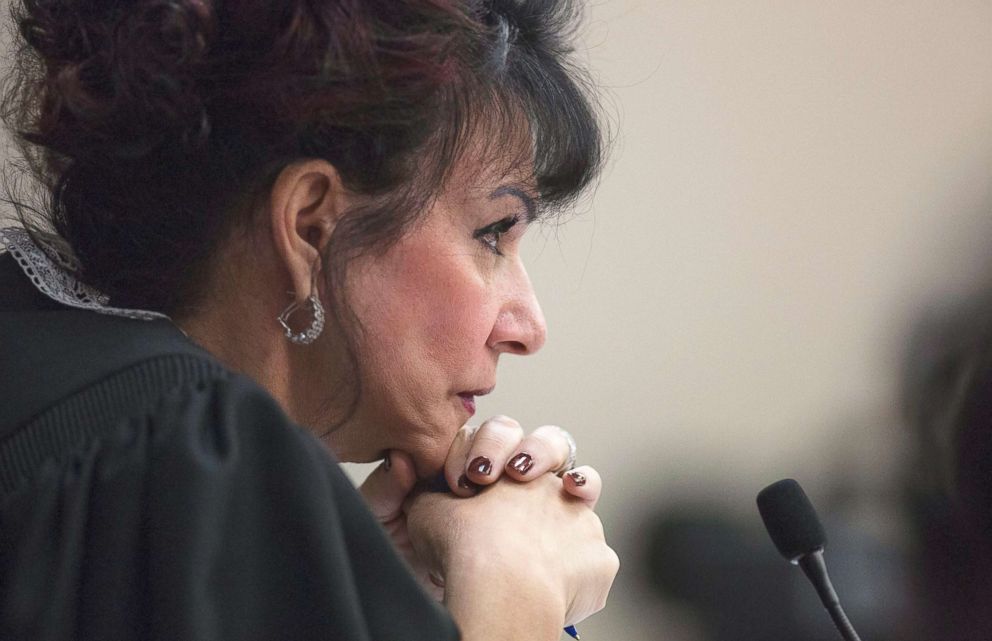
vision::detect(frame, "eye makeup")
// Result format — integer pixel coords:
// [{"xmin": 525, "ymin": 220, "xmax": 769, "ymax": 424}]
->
[{"xmin": 473, "ymin": 214, "xmax": 521, "ymax": 255}]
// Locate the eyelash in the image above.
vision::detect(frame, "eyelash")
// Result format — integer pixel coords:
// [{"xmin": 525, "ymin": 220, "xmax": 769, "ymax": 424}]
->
[{"xmin": 473, "ymin": 215, "xmax": 520, "ymax": 256}]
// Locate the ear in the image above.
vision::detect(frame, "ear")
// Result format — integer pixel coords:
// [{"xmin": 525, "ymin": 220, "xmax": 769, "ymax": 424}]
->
[{"xmin": 268, "ymin": 160, "xmax": 345, "ymax": 303}]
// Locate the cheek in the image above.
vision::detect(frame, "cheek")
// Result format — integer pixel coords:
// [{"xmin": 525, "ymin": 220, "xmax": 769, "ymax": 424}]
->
[
  {"xmin": 404, "ymin": 254, "xmax": 493, "ymax": 362},
  {"xmin": 352, "ymin": 243, "xmax": 495, "ymax": 378}
]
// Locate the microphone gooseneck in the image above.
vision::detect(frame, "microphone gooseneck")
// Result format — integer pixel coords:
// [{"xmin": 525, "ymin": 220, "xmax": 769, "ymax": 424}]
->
[
  {"xmin": 756, "ymin": 479, "xmax": 863, "ymax": 641},
  {"xmin": 798, "ymin": 550, "xmax": 862, "ymax": 641}
]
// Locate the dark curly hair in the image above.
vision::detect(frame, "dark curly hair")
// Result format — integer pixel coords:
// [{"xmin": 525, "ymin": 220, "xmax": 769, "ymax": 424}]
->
[{"xmin": 2, "ymin": 0, "xmax": 604, "ymax": 318}]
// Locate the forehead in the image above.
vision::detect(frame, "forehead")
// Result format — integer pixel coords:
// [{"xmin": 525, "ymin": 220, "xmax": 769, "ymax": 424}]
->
[{"xmin": 432, "ymin": 169, "xmax": 537, "ymax": 231}]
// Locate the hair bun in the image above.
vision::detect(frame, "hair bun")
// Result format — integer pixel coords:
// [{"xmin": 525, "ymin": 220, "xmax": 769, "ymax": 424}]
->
[{"xmin": 18, "ymin": 0, "xmax": 212, "ymax": 161}]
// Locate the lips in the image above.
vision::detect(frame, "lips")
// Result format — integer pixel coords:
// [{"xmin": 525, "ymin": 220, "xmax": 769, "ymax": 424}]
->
[
  {"xmin": 457, "ymin": 387, "xmax": 493, "ymax": 417},
  {"xmin": 458, "ymin": 394, "xmax": 476, "ymax": 415}
]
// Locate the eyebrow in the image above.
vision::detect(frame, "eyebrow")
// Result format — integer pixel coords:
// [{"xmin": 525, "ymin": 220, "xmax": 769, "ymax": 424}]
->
[{"xmin": 489, "ymin": 185, "xmax": 538, "ymax": 222}]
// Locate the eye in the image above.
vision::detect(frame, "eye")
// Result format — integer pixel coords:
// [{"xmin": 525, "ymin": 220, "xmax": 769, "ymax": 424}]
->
[{"xmin": 473, "ymin": 215, "xmax": 520, "ymax": 256}]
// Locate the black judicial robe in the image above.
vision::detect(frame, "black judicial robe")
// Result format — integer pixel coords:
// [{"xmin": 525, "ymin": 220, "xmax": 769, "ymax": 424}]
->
[{"xmin": 0, "ymin": 253, "xmax": 460, "ymax": 641}]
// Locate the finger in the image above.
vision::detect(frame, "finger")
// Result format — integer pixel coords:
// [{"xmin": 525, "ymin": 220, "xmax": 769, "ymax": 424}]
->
[
  {"xmin": 443, "ymin": 424, "xmax": 481, "ymax": 497},
  {"xmin": 462, "ymin": 415, "xmax": 525, "ymax": 486},
  {"xmin": 504, "ymin": 424, "xmax": 571, "ymax": 481},
  {"xmin": 561, "ymin": 465, "xmax": 602, "ymax": 509},
  {"xmin": 359, "ymin": 450, "xmax": 418, "ymax": 522}
]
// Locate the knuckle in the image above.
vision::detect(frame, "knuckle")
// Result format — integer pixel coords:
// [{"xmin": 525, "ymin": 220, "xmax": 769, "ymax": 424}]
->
[
  {"xmin": 593, "ymin": 589, "xmax": 609, "ymax": 614},
  {"xmin": 504, "ymin": 423, "xmax": 526, "ymax": 441},
  {"xmin": 471, "ymin": 431, "xmax": 512, "ymax": 451},
  {"xmin": 592, "ymin": 550, "xmax": 619, "ymax": 614},
  {"xmin": 513, "ymin": 439, "xmax": 550, "ymax": 465},
  {"xmin": 584, "ymin": 513, "xmax": 607, "ymax": 540},
  {"xmin": 590, "ymin": 556, "xmax": 618, "ymax": 613},
  {"xmin": 477, "ymin": 420, "xmax": 523, "ymax": 444},
  {"xmin": 532, "ymin": 424, "xmax": 564, "ymax": 438},
  {"xmin": 595, "ymin": 588, "xmax": 611, "ymax": 615},
  {"xmin": 537, "ymin": 425, "xmax": 570, "ymax": 449},
  {"xmin": 529, "ymin": 429, "xmax": 560, "ymax": 450},
  {"xmin": 605, "ymin": 547, "xmax": 620, "ymax": 577},
  {"xmin": 484, "ymin": 414, "xmax": 522, "ymax": 430}
]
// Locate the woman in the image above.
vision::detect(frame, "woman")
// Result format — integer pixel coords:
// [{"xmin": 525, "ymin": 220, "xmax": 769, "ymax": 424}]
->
[{"xmin": 0, "ymin": 0, "xmax": 618, "ymax": 639}]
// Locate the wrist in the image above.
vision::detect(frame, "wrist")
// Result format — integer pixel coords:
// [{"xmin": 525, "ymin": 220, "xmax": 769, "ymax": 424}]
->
[{"xmin": 444, "ymin": 553, "xmax": 566, "ymax": 641}]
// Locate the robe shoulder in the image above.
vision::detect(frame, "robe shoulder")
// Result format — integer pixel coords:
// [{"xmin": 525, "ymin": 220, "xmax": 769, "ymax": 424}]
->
[{"xmin": 0, "ymin": 370, "xmax": 459, "ymax": 641}]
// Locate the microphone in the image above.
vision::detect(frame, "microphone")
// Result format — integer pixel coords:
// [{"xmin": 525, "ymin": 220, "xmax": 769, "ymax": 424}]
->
[{"xmin": 756, "ymin": 479, "xmax": 863, "ymax": 641}]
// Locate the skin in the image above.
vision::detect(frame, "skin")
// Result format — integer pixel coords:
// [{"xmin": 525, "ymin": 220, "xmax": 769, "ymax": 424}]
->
[
  {"xmin": 325, "ymin": 166, "xmax": 547, "ymax": 476},
  {"xmin": 176, "ymin": 154, "xmax": 618, "ymax": 639},
  {"xmin": 180, "ymin": 155, "xmax": 583, "ymax": 481},
  {"xmin": 181, "ymin": 158, "xmax": 543, "ymax": 469}
]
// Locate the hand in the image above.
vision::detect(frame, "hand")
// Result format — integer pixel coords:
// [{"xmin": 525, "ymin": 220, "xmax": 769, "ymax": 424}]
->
[
  {"xmin": 404, "ymin": 473, "xmax": 619, "ymax": 640},
  {"xmin": 358, "ymin": 450, "xmax": 446, "ymax": 599},
  {"xmin": 358, "ymin": 416, "xmax": 600, "ymax": 599},
  {"xmin": 444, "ymin": 416, "xmax": 600, "ymax": 505}
]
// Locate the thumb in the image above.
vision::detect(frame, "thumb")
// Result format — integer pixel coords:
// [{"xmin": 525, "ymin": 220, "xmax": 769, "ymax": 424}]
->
[{"xmin": 359, "ymin": 450, "xmax": 418, "ymax": 523}]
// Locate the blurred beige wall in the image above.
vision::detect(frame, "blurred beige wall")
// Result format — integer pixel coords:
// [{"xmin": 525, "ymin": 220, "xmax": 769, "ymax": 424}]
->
[{"xmin": 469, "ymin": 2, "xmax": 992, "ymax": 638}]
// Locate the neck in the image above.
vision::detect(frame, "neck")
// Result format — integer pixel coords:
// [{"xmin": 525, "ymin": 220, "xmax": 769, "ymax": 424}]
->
[
  {"xmin": 171, "ymin": 235, "xmax": 350, "ymax": 441},
  {"xmin": 178, "ymin": 297, "xmax": 298, "ymax": 417}
]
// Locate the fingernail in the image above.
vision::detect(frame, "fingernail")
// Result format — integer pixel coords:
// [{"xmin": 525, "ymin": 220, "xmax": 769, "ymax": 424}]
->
[
  {"xmin": 469, "ymin": 456, "xmax": 493, "ymax": 476},
  {"xmin": 383, "ymin": 452, "xmax": 392, "ymax": 471},
  {"xmin": 567, "ymin": 471, "xmax": 587, "ymax": 487},
  {"xmin": 508, "ymin": 452, "xmax": 534, "ymax": 475},
  {"xmin": 457, "ymin": 474, "xmax": 477, "ymax": 491}
]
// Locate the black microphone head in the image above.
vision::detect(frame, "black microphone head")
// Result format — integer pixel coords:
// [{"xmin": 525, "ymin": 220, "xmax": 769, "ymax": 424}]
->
[{"xmin": 756, "ymin": 479, "xmax": 827, "ymax": 561}]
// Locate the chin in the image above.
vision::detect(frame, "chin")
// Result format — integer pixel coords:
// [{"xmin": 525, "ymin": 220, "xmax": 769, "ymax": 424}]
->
[
  {"xmin": 400, "ymin": 410, "xmax": 467, "ymax": 478},
  {"xmin": 320, "ymin": 407, "xmax": 453, "ymax": 476}
]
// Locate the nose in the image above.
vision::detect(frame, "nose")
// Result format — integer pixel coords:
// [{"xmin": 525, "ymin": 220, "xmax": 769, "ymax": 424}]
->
[{"xmin": 487, "ymin": 266, "xmax": 547, "ymax": 356}]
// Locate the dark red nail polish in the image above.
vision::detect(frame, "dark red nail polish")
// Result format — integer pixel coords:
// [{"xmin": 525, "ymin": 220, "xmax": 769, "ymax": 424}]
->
[
  {"xmin": 383, "ymin": 452, "xmax": 392, "ymax": 471},
  {"xmin": 457, "ymin": 474, "xmax": 476, "ymax": 491},
  {"xmin": 567, "ymin": 471, "xmax": 587, "ymax": 487},
  {"xmin": 508, "ymin": 452, "xmax": 534, "ymax": 475},
  {"xmin": 469, "ymin": 456, "xmax": 493, "ymax": 476}
]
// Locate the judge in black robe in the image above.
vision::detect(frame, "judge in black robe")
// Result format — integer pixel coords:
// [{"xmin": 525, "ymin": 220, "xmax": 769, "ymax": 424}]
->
[{"xmin": 0, "ymin": 252, "xmax": 459, "ymax": 640}]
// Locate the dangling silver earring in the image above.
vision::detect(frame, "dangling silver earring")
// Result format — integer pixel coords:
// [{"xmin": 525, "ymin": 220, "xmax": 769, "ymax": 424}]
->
[{"xmin": 278, "ymin": 293, "xmax": 325, "ymax": 345}]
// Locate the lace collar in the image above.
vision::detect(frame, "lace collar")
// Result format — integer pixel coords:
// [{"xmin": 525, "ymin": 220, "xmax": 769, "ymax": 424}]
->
[{"xmin": 0, "ymin": 226, "xmax": 170, "ymax": 322}]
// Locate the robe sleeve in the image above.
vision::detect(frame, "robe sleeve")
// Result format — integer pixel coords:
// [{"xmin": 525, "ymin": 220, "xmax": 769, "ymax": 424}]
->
[{"xmin": 0, "ymin": 374, "xmax": 460, "ymax": 641}]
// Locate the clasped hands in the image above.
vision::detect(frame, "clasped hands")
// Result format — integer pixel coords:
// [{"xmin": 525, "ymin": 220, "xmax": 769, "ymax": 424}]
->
[{"xmin": 360, "ymin": 415, "xmax": 617, "ymax": 630}]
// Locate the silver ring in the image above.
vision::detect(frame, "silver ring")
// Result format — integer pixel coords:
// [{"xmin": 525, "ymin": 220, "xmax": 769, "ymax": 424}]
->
[{"xmin": 554, "ymin": 428, "xmax": 577, "ymax": 475}]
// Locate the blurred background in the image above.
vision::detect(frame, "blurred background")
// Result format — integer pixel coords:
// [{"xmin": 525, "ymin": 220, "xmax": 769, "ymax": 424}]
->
[{"xmin": 350, "ymin": 1, "xmax": 992, "ymax": 638}]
